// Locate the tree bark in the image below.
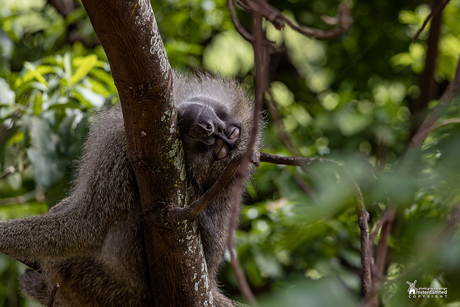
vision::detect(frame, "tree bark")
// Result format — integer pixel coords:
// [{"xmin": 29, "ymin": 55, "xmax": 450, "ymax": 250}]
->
[{"xmin": 80, "ymin": 1, "xmax": 213, "ymax": 305}]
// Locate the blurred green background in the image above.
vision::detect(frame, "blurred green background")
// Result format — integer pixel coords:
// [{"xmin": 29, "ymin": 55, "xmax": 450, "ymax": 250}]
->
[{"xmin": 1, "ymin": 0, "xmax": 460, "ymax": 306}]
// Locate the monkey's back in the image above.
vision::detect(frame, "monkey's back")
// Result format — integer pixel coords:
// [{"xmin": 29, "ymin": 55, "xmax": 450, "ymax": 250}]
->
[
  {"xmin": 20, "ymin": 108, "xmax": 153, "ymax": 306},
  {"xmin": 18, "ymin": 73, "xmax": 259, "ymax": 307}
]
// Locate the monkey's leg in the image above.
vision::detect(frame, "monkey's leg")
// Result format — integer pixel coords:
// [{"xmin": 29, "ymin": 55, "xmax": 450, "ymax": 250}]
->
[{"xmin": 0, "ymin": 200, "xmax": 114, "ymax": 262}]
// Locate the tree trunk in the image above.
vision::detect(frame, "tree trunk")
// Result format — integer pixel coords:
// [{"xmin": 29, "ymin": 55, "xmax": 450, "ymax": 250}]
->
[{"xmin": 79, "ymin": 1, "xmax": 213, "ymax": 305}]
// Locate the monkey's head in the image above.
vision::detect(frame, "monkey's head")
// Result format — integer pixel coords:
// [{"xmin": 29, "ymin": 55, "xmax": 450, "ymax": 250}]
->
[{"xmin": 177, "ymin": 97, "xmax": 241, "ymax": 161}]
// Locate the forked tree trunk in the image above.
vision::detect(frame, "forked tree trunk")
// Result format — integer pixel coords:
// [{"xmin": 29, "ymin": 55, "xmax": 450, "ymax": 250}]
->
[{"xmin": 80, "ymin": 1, "xmax": 213, "ymax": 305}]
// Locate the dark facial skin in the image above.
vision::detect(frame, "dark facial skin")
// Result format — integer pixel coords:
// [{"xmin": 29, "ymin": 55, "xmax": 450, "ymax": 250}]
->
[{"xmin": 177, "ymin": 98, "xmax": 241, "ymax": 160}]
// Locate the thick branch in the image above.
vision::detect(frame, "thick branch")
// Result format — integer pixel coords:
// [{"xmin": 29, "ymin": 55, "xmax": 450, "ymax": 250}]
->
[{"xmin": 410, "ymin": 0, "xmax": 444, "ymax": 135}]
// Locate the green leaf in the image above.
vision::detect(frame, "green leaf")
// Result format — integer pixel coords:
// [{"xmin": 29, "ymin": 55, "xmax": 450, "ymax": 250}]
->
[
  {"xmin": 71, "ymin": 54, "xmax": 98, "ymax": 85},
  {"xmin": 87, "ymin": 77, "xmax": 111, "ymax": 97},
  {"xmin": 6, "ymin": 131, "xmax": 24, "ymax": 147},
  {"xmin": 23, "ymin": 62, "xmax": 48, "ymax": 88}
]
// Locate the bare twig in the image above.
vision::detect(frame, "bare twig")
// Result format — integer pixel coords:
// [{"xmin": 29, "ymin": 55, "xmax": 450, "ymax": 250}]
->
[
  {"xmin": 164, "ymin": 160, "xmax": 240, "ymax": 223},
  {"xmin": 413, "ymin": 0, "xmax": 451, "ymax": 43},
  {"xmin": 47, "ymin": 283, "xmax": 60, "ymax": 307},
  {"xmin": 227, "ymin": 0, "xmax": 253, "ymax": 43},
  {"xmin": 275, "ymin": 0, "xmax": 352, "ymax": 40},
  {"xmin": 237, "ymin": 0, "xmax": 352, "ymax": 40}
]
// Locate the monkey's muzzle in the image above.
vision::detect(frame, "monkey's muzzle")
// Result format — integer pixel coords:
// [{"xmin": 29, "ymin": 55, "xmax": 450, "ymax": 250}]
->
[{"xmin": 177, "ymin": 102, "xmax": 241, "ymax": 160}]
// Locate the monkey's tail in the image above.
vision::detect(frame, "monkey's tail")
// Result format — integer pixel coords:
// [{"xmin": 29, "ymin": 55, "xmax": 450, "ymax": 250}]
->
[{"xmin": 20, "ymin": 269, "xmax": 56, "ymax": 306}]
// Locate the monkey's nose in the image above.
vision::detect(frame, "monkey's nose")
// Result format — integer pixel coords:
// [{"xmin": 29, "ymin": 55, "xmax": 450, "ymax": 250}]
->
[{"xmin": 198, "ymin": 121, "xmax": 214, "ymax": 137}]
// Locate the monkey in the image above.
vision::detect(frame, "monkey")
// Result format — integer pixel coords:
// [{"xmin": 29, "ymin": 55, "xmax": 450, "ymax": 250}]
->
[{"xmin": 0, "ymin": 72, "xmax": 259, "ymax": 307}]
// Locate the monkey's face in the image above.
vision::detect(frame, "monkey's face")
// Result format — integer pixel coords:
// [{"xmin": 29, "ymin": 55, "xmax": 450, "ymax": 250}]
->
[{"xmin": 177, "ymin": 100, "xmax": 241, "ymax": 160}]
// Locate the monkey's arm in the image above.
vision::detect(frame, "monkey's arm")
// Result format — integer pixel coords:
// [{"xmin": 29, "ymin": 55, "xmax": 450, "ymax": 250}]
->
[{"xmin": 0, "ymin": 203, "xmax": 111, "ymax": 261}]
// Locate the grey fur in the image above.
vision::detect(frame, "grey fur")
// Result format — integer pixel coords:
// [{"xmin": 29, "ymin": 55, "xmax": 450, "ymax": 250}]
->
[{"xmin": 0, "ymin": 72, "xmax": 260, "ymax": 306}]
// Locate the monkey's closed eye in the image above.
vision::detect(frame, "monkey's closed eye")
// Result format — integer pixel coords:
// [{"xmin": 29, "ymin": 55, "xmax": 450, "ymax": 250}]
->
[{"xmin": 227, "ymin": 126, "xmax": 240, "ymax": 142}]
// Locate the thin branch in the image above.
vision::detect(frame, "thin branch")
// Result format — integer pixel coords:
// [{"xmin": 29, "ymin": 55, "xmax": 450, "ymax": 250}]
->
[
  {"xmin": 409, "ymin": 0, "xmax": 444, "ymax": 138},
  {"xmin": 275, "ymin": 0, "xmax": 352, "ymax": 40},
  {"xmin": 164, "ymin": 160, "xmax": 240, "ymax": 223},
  {"xmin": 259, "ymin": 152, "xmax": 372, "ymax": 298},
  {"xmin": 369, "ymin": 208, "xmax": 396, "ymax": 307},
  {"xmin": 227, "ymin": 11, "xmax": 266, "ymax": 306},
  {"xmin": 46, "ymin": 0, "xmax": 75, "ymax": 17},
  {"xmin": 239, "ymin": 0, "xmax": 285, "ymax": 31},
  {"xmin": 259, "ymin": 152, "xmax": 324, "ymax": 166},
  {"xmin": 0, "ymin": 109, "xmax": 24, "ymax": 141},
  {"xmin": 47, "ymin": 283, "xmax": 59, "ymax": 307},
  {"xmin": 294, "ymin": 174, "xmax": 315, "ymax": 199},
  {"xmin": 413, "ymin": 0, "xmax": 451, "ymax": 43},
  {"xmin": 237, "ymin": 0, "xmax": 352, "ymax": 40},
  {"xmin": 369, "ymin": 209, "xmax": 395, "ymax": 251},
  {"xmin": 0, "ymin": 166, "xmax": 15, "ymax": 180},
  {"xmin": 405, "ymin": 56, "xmax": 460, "ymax": 164},
  {"xmin": 227, "ymin": 0, "xmax": 253, "ymax": 43},
  {"xmin": 412, "ymin": 118, "xmax": 460, "ymax": 145},
  {"xmin": 417, "ymin": 57, "xmax": 460, "ymax": 131},
  {"xmin": 373, "ymin": 209, "xmax": 394, "ymax": 274},
  {"xmin": 266, "ymin": 90, "xmax": 302, "ymax": 157}
]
